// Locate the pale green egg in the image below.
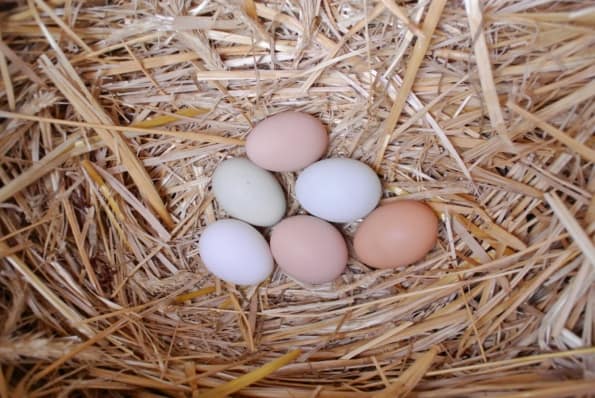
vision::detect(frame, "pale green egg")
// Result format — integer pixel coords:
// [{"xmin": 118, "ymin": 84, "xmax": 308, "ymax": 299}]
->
[{"xmin": 212, "ymin": 158, "xmax": 286, "ymax": 227}]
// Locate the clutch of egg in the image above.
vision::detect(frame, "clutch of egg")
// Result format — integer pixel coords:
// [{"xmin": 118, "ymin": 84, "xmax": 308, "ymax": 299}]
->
[{"xmin": 199, "ymin": 111, "xmax": 439, "ymax": 286}]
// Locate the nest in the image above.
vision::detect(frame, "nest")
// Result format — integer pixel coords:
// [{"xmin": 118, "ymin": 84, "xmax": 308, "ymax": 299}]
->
[{"xmin": 1, "ymin": 0, "xmax": 594, "ymax": 397}]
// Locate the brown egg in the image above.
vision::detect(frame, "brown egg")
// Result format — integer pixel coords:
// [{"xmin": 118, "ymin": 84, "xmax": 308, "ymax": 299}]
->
[
  {"xmin": 353, "ymin": 201, "xmax": 439, "ymax": 269},
  {"xmin": 270, "ymin": 215, "xmax": 347, "ymax": 284}
]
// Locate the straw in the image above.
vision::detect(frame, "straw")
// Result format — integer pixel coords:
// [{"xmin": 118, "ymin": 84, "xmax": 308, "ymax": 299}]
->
[
  {"xmin": 0, "ymin": 0, "xmax": 593, "ymax": 396},
  {"xmin": 198, "ymin": 350, "xmax": 301, "ymax": 398},
  {"xmin": 374, "ymin": 0, "xmax": 447, "ymax": 169}
]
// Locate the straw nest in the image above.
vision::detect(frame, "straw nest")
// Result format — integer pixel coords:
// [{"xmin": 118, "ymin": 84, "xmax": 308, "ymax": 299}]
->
[{"xmin": 0, "ymin": 0, "xmax": 594, "ymax": 397}]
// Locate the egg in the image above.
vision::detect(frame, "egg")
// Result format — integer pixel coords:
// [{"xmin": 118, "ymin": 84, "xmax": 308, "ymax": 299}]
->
[
  {"xmin": 246, "ymin": 111, "xmax": 328, "ymax": 172},
  {"xmin": 295, "ymin": 158, "xmax": 382, "ymax": 223},
  {"xmin": 270, "ymin": 215, "xmax": 348, "ymax": 284},
  {"xmin": 212, "ymin": 158, "xmax": 286, "ymax": 227},
  {"xmin": 353, "ymin": 200, "xmax": 439, "ymax": 269},
  {"xmin": 199, "ymin": 219, "xmax": 273, "ymax": 285}
]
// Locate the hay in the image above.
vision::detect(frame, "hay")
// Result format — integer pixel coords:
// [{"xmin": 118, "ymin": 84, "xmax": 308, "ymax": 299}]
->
[{"xmin": 0, "ymin": 0, "xmax": 594, "ymax": 396}]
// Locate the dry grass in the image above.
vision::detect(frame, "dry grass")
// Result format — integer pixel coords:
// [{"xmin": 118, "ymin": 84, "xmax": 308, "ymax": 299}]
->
[{"xmin": 0, "ymin": 0, "xmax": 594, "ymax": 397}]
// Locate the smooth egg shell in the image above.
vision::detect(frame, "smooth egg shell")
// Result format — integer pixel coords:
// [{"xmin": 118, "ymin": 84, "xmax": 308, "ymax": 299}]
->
[
  {"xmin": 354, "ymin": 200, "xmax": 439, "ymax": 269},
  {"xmin": 246, "ymin": 111, "xmax": 328, "ymax": 172},
  {"xmin": 270, "ymin": 215, "xmax": 348, "ymax": 284},
  {"xmin": 199, "ymin": 219, "xmax": 273, "ymax": 285},
  {"xmin": 212, "ymin": 158, "xmax": 286, "ymax": 227},
  {"xmin": 295, "ymin": 158, "xmax": 382, "ymax": 223}
]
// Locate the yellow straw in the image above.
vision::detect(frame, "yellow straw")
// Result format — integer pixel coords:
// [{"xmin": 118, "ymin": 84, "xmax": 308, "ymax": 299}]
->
[
  {"xmin": 130, "ymin": 108, "xmax": 208, "ymax": 128},
  {"xmin": 198, "ymin": 350, "xmax": 301, "ymax": 398},
  {"xmin": 174, "ymin": 286, "xmax": 217, "ymax": 303}
]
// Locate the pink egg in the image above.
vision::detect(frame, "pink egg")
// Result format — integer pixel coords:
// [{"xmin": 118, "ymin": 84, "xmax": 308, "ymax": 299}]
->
[
  {"xmin": 246, "ymin": 111, "xmax": 328, "ymax": 172},
  {"xmin": 270, "ymin": 215, "xmax": 347, "ymax": 284}
]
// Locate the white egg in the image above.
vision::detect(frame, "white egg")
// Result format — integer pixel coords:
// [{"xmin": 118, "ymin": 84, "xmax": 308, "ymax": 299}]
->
[
  {"xmin": 199, "ymin": 219, "xmax": 273, "ymax": 285},
  {"xmin": 212, "ymin": 158, "xmax": 286, "ymax": 227},
  {"xmin": 296, "ymin": 158, "xmax": 382, "ymax": 223}
]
